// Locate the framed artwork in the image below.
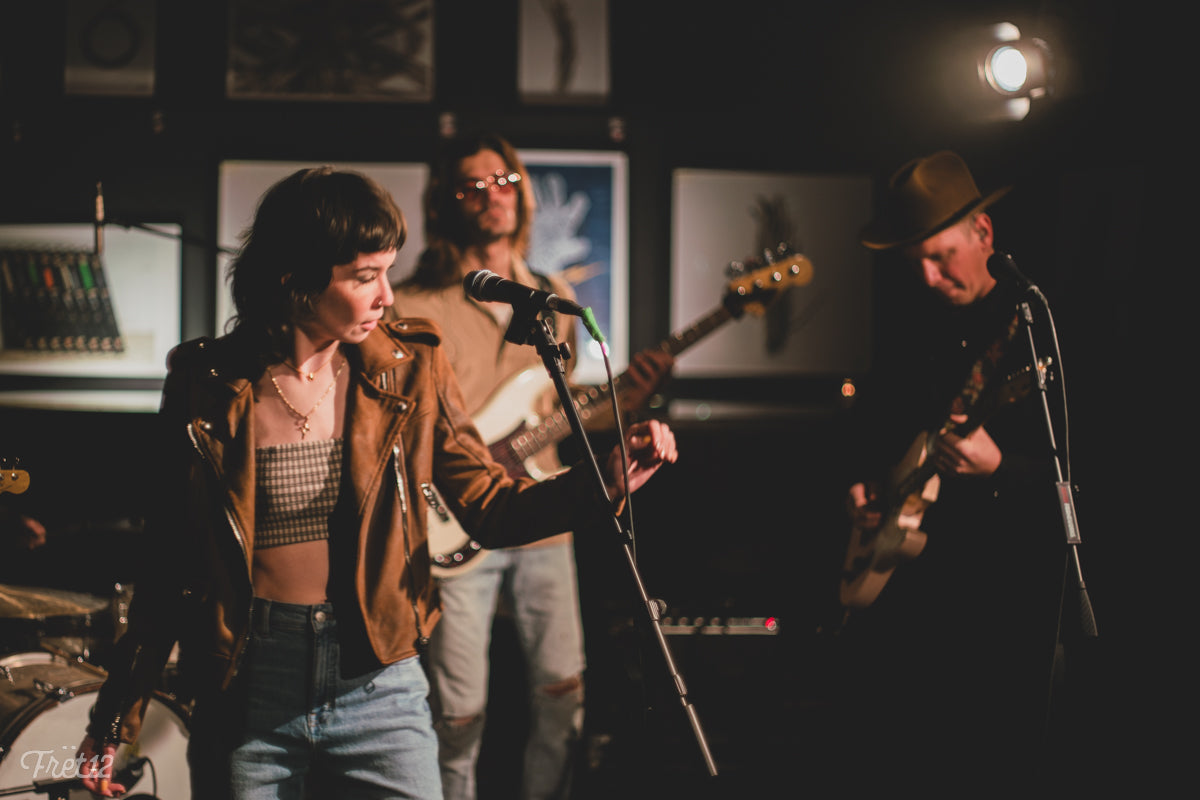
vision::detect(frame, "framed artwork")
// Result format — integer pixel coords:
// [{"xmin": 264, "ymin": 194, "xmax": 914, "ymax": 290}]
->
[
  {"xmin": 518, "ymin": 0, "xmax": 609, "ymax": 104},
  {"xmin": 226, "ymin": 0, "xmax": 434, "ymax": 101},
  {"xmin": 64, "ymin": 0, "xmax": 157, "ymax": 97},
  {"xmin": 670, "ymin": 169, "xmax": 873, "ymax": 378},
  {"xmin": 215, "ymin": 160, "xmax": 430, "ymax": 333},
  {"xmin": 0, "ymin": 223, "xmax": 181, "ymax": 411},
  {"xmin": 519, "ymin": 149, "xmax": 628, "ymax": 384}
]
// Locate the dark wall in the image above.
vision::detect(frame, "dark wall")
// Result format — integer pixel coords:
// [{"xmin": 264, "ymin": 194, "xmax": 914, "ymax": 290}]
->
[{"xmin": 0, "ymin": 3, "xmax": 1165, "ymax": 772}]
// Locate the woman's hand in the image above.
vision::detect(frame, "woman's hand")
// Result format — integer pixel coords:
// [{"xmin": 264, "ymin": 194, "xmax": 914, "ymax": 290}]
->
[
  {"xmin": 77, "ymin": 736, "xmax": 126, "ymax": 797},
  {"xmin": 604, "ymin": 419, "xmax": 678, "ymax": 500}
]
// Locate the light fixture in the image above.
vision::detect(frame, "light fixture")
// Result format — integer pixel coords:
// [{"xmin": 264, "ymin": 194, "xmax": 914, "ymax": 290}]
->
[{"xmin": 976, "ymin": 22, "xmax": 1054, "ymax": 121}]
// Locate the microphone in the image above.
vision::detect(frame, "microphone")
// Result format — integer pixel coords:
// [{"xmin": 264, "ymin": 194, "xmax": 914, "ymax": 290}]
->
[
  {"xmin": 987, "ymin": 250, "xmax": 1037, "ymax": 294},
  {"xmin": 463, "ymin": 269, "xmax": 585, "ymax": 317}
]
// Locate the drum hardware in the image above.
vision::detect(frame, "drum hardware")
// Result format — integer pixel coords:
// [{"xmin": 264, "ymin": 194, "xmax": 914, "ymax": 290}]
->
[
  {"xmin": 0, "ymin": 582, "xmax": 141, "ymax": 670},
  {"xmin": 0, "ymin": 587, "xmax": 109, "ymax": 621},
  {"xmin": 28, "ymin": 680, "xmax": 73, "ymax": 704},
  {"xmin": 0, "ymin": 651, "xmax": 190, "ymax": 799},
  {"xmin": 20, "ymin": 645, "xmax": 83, "ymax": 670}
]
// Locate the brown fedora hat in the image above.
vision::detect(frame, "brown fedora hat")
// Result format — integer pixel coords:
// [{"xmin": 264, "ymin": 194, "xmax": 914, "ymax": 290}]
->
[{"xmin": 860, "ymin": 151, "xmax": 1010, "ymax": 250}]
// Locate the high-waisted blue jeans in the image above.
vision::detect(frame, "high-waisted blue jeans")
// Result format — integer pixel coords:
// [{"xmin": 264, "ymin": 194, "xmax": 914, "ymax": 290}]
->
[{"xmin": 187, "ymin": 598, "xmax": 441, "ymax": 799}]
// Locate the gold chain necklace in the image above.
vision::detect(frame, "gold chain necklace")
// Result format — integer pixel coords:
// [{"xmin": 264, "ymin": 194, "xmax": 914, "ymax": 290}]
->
[
  {"xmin": 282, "ymin": 351, "xmax": 337, "ymax": 381},
  {"xmin": 268, "ymin": 355, "xmax": 345, "ymax": 439}
]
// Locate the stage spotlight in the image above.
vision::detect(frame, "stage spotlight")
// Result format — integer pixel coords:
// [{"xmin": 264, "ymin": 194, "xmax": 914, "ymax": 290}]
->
[{"xmin": 975, "ymin": 22, "xmax": 1053, "ymax": 120}]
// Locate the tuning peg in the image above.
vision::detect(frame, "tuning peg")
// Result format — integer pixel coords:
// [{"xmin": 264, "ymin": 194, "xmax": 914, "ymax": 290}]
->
[{"xmin": 725, "ymin": 259, "xmax": 747, "ymax": 278}]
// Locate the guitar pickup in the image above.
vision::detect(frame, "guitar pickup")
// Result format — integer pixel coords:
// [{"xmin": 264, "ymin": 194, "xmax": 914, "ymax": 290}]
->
[{"xmin": 420, "ymin": 483, "xmax": 451, "ymax": 522}]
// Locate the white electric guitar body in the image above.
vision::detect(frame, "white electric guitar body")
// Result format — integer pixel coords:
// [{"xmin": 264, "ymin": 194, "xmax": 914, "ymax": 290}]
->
[
  {"xmin": 424, "ymin": 250, "xmax": 816, "ymax": 578},
  {"xmin": 424, "ymin": 369, "xmax": 563, "ymax": 577},
  {"xmin": 470, "ymin": 369, "xmax": 562, "ymax": 482}
]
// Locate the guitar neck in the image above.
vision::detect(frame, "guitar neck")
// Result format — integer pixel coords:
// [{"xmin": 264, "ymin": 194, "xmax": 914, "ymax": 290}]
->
[
  {"xmin": 603, "ymin": 303, "xmax": 736, "ymax": 401},
  {"xmin": 504, "ymin": 304, "xmax": 737, "ymax": 463}
]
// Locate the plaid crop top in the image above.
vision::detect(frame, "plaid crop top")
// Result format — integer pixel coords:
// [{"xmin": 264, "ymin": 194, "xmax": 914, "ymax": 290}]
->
[{"xmin": 255, "ymin": 438, "xmax": 343, "ymax": 549}]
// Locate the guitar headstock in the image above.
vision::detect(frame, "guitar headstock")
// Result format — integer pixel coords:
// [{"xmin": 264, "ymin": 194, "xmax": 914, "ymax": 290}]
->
[
  {"xmin": 723, "ymin": 245, "xmax": 814, "ymax": 317},
  {"xmin": 1, "ymin": 460, "xmax": 30, "ymax": 495},
  {"xmin": 998, "ymin": 356, "xmax": 1053, "ymax": 406}
]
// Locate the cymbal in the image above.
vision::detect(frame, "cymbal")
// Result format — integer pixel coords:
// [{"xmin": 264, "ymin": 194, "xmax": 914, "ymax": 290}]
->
[{"xmin": 0, "ymin": 583, "xmax": 109, "ymax": 619}]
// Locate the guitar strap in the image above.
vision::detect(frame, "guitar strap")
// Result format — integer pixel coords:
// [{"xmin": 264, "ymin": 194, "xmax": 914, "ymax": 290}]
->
[{"xmin": 945, "ymin": 311, "xmax": 1021, "ymax": 428}]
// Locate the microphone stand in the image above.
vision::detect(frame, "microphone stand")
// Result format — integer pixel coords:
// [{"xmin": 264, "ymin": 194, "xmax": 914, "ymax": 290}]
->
[
  {"xmin": 93, "ymin": 180, "xmax": 239, "ymax": 256},
  {"xmin": 503, "ymin": 307, "xmax": 720, "ymax": 779},
  {"xmin": 107, "ymin": 216, "xmax": 240, "ymax": 255},
  {"xmin": 1015, "ymin": 296, "xmax": 1098, "ymax": 639}
]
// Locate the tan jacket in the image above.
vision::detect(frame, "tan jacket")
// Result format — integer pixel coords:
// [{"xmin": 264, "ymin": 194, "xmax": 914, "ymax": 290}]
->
[{"xmin": 88, "ymin": 320, "xmax": 601, "ymax": 744}]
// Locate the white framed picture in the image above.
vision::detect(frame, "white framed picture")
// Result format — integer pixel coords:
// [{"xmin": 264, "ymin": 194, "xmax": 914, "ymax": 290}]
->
[
  {"xmin": 0, "ymin": 223, "xmax": 181, "ymax": 412},
  {"xmin": 670, "ymin": 168, "xmax": 874, "ymax": 378},
  {"xmin": 518, "ymin": 0, "xmax": 610, "ymax": 104},
  {"xmin": 215, "ymin": 160, "xmax": 430, "ymax": 334},
  {"xmin": 0, "ymin": 224, "xmax": 181, "ymax": 379}
]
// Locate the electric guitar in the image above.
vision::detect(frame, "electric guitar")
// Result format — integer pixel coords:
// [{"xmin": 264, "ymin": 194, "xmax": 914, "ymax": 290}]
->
[
  {"xmin": 838, "ymin": 353, "xmax": 1051, "ymax": 609},
  {"xmin": 426, "ymin": 250, "xmax": 815, "ymax": 577}
]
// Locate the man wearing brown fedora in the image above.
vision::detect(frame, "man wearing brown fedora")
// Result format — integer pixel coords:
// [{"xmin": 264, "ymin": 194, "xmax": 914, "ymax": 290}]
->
[
  {"xmin": 832, "ymin": 151, "xmax": 1069, "ymax": 785},
  {"xmin": 860, "ymin": 149, "xmax": 1010, "ymax": 305}
]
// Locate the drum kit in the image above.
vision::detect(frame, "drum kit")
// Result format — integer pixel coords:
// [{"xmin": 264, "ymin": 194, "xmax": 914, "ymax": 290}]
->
[{"xmin": 0, "ymin": 583, "xmax": 190, "ymax": 799}]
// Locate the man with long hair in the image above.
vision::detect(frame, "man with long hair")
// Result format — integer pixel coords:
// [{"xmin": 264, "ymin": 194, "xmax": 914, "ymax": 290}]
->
[{"xmin": 394, "ymin": 134, "xmax": 673, "ymax": 800}]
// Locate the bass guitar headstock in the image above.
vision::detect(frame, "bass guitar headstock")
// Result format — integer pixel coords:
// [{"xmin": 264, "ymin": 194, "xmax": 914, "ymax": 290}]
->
[
  {"xmin": 723, "ymin": 243, "xmax": 814, "ymax": 317},
  {"xmin": 1, "ymin": 458, "xmax": 30, "ymax": 495}
]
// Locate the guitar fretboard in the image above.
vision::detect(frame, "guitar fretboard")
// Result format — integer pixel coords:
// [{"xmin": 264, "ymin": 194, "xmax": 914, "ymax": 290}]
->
[{"xmin": 661, "ymin": 305, "xmax": 736, "ymax": 357}]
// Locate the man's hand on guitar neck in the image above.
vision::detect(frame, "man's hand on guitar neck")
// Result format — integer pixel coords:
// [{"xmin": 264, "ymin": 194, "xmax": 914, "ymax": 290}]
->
[
  {"xmin": 931, "ymin": 414, "xmax": 1002, "ymax": 477},
  {"xmin": 583, "ymin": 348, "xmax": 675, "ymax": 432}
]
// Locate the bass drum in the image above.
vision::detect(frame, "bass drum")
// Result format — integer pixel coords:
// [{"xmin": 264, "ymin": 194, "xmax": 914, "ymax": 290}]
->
[{"xmin": 0, "ymin": 651, "xmax": 190, "ymax": 799}]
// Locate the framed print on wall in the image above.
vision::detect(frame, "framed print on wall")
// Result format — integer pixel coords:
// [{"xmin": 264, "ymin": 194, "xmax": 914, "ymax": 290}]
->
[
  {"xmin": 670, "ymin": 168, "xmax": 873, "ymax": 379},
  {"xmin": 216, "ymin": 160, "xmax": 430, "ymax": 333},
  {"xmin": 0, "ymin": 223, "xmax": 181, "ymax": 411},
  {"xmin": 519, "ymin": 149, "xmax": 628, "ymax": 385},
  {"xmin": 518, "ymin": 0, "xmax": 610, "ymax": 104},
  {"xmin": 226, "ymin": 0, "xmax": 434, "ymax": 101},
  {"xmin": 64, "ymin": 0, "xmax": 157, "ymax": 97}
]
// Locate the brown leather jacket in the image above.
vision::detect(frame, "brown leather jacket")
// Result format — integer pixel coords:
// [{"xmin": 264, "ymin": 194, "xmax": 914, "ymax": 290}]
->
[{"xmin": 88, "ymin": 319, "xmax": 600, "ymax": 744}]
